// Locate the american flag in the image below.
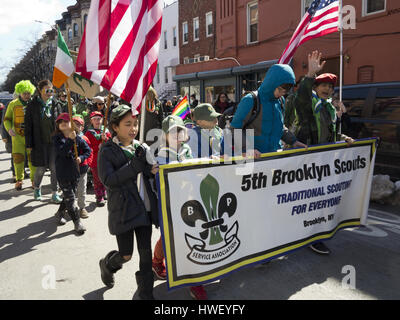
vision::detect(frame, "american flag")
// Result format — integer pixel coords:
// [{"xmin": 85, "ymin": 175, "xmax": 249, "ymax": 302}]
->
[
  {"xmin": 76, "ymin": 0, "xmax": 163, "ymax": 110},
  {"xmin": 278, "ymin": 0, "xmax": 340, "ymax": 64}
]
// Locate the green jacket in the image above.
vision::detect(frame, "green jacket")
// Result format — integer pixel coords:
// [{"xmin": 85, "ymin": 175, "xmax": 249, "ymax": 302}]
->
[{"xmin": 292, "ymin": 77, "xmax": 348, "ymax": 145}]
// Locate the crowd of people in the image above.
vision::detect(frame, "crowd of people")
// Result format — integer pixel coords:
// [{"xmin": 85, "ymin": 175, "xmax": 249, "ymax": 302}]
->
[{"xmin": 0, "ymin": 51, "xmax": 353, "ymax": 300}]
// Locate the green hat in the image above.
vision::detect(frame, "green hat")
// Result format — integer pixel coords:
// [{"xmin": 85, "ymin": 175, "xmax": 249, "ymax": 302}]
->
[
  {"xmin": 193, "ymin": 103, "xmax": 221, "ymax": 121},
  {"xmin": 110, "ymin": 104, "xmax": 138, "ymax": 122},
  {"xmin": 162, "ymin": 115, "xmax": 186, "ymax": 134}
]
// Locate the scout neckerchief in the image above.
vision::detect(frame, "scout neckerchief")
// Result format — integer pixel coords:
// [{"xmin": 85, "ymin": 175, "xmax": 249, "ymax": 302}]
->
[
  {"xmin": 89, "ymin": 126, "xmax": 109, "ymax": 141},
  {"xmin": 38, "ymin": 97, "xmax": 52, "ymax": 119},
  {"xmin": 112, "ymin": 136, "xmax": 140, "ymax": 160}
]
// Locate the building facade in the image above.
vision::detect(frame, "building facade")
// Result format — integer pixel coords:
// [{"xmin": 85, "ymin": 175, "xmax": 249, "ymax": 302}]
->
[
  {"xmin": 174, "ymin": 0, "xmax": 400, "ymax": 105},
  {"xmin": 154, "ymin": 1, "xmax": 180, "ymax": 101}
]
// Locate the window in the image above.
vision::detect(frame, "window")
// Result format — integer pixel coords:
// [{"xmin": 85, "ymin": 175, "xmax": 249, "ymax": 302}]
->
[
  {"xmin": 247, "ymin": 2, "xmax": 258, "ymax": 44},
  {"xmin": 194, "ymin": 54, "xmax": 200, "ymax": 63},
  {"xmin": 183, "ymin": 57, "xmax": 189, "ymax": 64},
  {"xmin": 363, "ymin": 0, "xmax": 386, "ymax": 16},
  {"xmin": 73, "ymin": 23, "xmax": 79, "ymax": 37},
  {"xmin": 164, "ymin": 67, "xmax": 169, "ymax": 84},
  {"xmin": 358, "ymin": 66, "xmax": 374, "ymax": 83},
  {"xmin": 164, "ymin": 30, "xmax": 167, "ymax": 49},
  {"xmin": 206, "ymin": 12, "xmax": 213, "ymax": 37},
  {"xmin": 156, "ymin": 64, "xmax": 160, "ymax": 84},
  {"xmin": 193, "ymin": 17, "xmax": 200, "ymax": 41},
  {"xmin": 301, "ymin": 0, "xmax": 314, "ymax": 16},
  {"xmin": 182, "ymin": 22, "xmax": 188, "ymax": 44},
  {"xmin": 68, "ymin": 28, "xmax": 72, "ymax": 41},
  {"xmin": 173, "ymin": 27, "xmax": 177, "ymax": 46}
]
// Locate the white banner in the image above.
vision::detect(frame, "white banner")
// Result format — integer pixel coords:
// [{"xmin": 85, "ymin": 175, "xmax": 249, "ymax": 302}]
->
[{"xmin": 157, "ymin": 139, "xmax": 377, "ymax": 290}]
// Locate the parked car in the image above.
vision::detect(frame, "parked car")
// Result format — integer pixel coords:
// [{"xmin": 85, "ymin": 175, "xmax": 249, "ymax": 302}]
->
[{"xmin": 337, "ymin": 82, "xmax": 400, "ymax": 180}]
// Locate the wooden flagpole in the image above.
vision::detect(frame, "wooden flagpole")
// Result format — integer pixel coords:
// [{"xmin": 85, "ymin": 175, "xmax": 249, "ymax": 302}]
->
[{"xmin": 65, "ymin": 81, "xmax": 80, "ymax": 170}]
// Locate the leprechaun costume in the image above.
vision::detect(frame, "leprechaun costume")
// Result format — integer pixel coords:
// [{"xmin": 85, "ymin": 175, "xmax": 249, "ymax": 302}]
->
[{"xmin": 3, "ymin": 80, "xmax": 37, "ymax": 189}]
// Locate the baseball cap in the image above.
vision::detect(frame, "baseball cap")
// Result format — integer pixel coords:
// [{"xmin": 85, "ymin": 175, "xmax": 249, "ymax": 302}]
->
[
  {"xmin": 193, "ymin": 103, "xmax": 221, "ymax": 121},
  {"xmin": 56, "ymin": 113, "xmax": 70, "ymax": 123},
  {"xmin": 72, "ymin": 115, "xmax": 84, "ymax": 126},
  {"xmin": 162, "ymin": 115, "xmax": 186, "ymax": 134},
  {"xmin": 90, "ymin": 111, "xmax": 103, "ymax": 119}
]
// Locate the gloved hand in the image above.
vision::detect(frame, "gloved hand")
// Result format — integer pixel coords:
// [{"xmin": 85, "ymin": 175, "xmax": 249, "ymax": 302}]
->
[{"xmin": 8, "ymin": 129, "xmax": 16, "ymax": 137}]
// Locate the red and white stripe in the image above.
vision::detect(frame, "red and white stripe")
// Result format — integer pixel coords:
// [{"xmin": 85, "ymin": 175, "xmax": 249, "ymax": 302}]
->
[
  {"xmin": 278, "ymin": 1, "xmax": 339, "ymax": 65},
  {"xmin": 76, "ymin": 0, "xmax": 163, "ymax": 110}
]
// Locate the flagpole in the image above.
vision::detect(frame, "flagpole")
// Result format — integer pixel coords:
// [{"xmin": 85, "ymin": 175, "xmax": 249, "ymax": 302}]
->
[
  {"xmin": 339, "ymin": 0, "xmax": 343, "ymax": 103},
  {"xmin": 339, "ymin": 0, "xmax": 343, "ymax": 135},
  {"xmin": 139, "ymin": 98, "xmax": 146, "ymax": 144},
  {"xmin": 65, "ymin": 81, "xmax": 80, "ymax": 170}
]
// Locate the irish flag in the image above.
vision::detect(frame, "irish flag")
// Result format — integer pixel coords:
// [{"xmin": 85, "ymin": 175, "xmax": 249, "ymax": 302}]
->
[
  {"xmin": 52, "ymin": 28, "xmax": 75, "ymax": 88},
  {"xmin": 171, "ymin": 96, "xmax": 190, "ymax": 119}
]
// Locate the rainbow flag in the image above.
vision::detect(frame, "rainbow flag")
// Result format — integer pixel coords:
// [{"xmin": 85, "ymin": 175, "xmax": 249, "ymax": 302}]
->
[{"xmin": 171, "ymin": 96, "xmax": 190, "ymax": 119}]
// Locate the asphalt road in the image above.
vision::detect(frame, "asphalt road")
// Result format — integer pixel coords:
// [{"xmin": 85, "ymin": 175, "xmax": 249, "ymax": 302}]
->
[{"xmin": 0, "ymin": 143, "xmax": 399, "ymax": 300}]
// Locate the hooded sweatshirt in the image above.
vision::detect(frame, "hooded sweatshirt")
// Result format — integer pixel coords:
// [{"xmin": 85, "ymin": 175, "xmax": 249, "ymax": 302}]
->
[{"xmin": 231, "ymin": 64, "xmax": 296, "ymax": 153}]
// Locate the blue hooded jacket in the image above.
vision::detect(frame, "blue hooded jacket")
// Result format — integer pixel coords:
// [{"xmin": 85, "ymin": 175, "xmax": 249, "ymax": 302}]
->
[{"xmin": 231, "ymin": 64, "xmax": 296, "ymax": 153}]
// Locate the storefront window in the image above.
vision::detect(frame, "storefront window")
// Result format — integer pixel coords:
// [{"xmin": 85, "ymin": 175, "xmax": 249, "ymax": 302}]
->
[
  {"xmin": 189, "ymin": 81, "xmax": 200, "ymax": 101},
  {"xmin": 180, "ymin": 82, "xmax": 189, "ymax": 98},
  {"xmin": 204, "ymin": 78, "xmax": 236, "ymax": 105}
]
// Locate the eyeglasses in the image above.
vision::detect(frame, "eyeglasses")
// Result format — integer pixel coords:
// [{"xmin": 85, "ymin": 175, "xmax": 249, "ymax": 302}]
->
[
  {"xmin": 45, "ymin": 88, "xmax": 54, "ymax": 94},
  {"xmin": 97, "ymin": 103, "xmax": 105, "ymax": 105}
]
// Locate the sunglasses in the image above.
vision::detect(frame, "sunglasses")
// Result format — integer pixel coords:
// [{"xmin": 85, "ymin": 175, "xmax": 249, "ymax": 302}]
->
[
  {"xmin": 97, "ymin": 103, "xmax": 105, "ymax": 105},
  {"xmin": 45, "ymin": 88, "xmax": 54, "ymax": 94}
]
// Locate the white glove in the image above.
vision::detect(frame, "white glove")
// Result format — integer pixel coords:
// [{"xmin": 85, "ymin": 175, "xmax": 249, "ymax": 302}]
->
[{"xmin": 8, "ymin": 129, "xmax": 16, "ymax": 137}]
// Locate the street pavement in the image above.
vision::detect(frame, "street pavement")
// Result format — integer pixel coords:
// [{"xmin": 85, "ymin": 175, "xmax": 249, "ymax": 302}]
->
[{"xmin": 0, "ymin": 143, "xmax": 399, "ymax": 300}]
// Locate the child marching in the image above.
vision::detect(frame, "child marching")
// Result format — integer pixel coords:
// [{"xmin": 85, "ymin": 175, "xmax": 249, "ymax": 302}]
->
[
  {"xmin": 53, "ymin": 113, "xmax": 91, "ymax": 235},
  {"xmin": 97, "ymin": 105, "xmax": 159, "ymax": 300},
  {"xmin": 84, "ymin": 111, "xmax": 111, "ymax": 207},
  {"xmin": 152, "ymin": 115, "xmax": 208, "ymax": 300}
]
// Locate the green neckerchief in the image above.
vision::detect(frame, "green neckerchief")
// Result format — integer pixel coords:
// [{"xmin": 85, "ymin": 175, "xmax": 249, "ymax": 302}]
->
[
  {"xmin": 113, "ymin": 136, "xmax": 140, "ymax": 160},
  {"xmin": 38, "ymin": 96, "xmax": 52, "ymax": 119}
]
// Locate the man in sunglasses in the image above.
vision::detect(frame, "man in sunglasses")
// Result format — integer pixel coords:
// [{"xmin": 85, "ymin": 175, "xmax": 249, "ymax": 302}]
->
[{"xmin": 231, "ymin": 64, "xmax": 307, "ymax": 158}]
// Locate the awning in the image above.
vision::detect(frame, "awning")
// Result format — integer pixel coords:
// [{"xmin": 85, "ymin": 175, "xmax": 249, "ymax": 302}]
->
[{"xmin": 173, "ymin": 59, "xmax": 278, "ymax": 82}]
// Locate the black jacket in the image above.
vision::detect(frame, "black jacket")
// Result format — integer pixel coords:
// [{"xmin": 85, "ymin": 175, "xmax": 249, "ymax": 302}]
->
[
  {"xmin": 25, "ymin": 96, "xmax": 56, "ymax": 166},
  {"xmin": 53, "ymin": 133, "xmax": 91, "ymax": 183},
  {"xmin": 98, "ymin": 140, "xmax": 159, "ymax": 236}
]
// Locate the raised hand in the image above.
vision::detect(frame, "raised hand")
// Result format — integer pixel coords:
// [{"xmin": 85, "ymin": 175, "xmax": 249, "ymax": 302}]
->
[{"xmin": 307, "ymin": 50, "xmax": 326, "ymax": 78}]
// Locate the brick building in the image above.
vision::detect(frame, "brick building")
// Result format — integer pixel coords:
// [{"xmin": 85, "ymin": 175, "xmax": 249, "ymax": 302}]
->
[{"xmin": 174, "ymin": 0, "xmax": 400, "ymax": 105}]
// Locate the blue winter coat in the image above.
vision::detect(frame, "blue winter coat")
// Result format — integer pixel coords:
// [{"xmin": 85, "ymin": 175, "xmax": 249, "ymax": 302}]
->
[{"xmin": 230, "ymin": 64, "xmax": 296, "ymax": 153}]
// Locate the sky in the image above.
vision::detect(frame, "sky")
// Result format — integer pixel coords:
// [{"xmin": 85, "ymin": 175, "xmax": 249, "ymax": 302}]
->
[{"xmin": 0, "ymin": 0, "xmax": 176, "ymax": 86}]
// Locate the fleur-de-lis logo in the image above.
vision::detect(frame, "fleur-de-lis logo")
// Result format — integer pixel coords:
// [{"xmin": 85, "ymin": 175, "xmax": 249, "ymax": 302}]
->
[{"xmin": 181, "ymin": 174, "xmax": 240, "ymax": 264}]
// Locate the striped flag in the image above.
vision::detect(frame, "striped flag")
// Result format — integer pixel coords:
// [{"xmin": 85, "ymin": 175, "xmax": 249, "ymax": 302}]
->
[
  {"xmin": 278, "ymin": 0, "xmax": 340, "ymax": 64},
  {"xmin": 52, "ymin": 28, "xmax": 75, "ymax": 88},
  {"xmin": 171, "ymin": 96, "xmax": 190, "ymax": 119},
  {"xmin": 76, "ymin": 0, "xmax": 163, "ymax": 111}
]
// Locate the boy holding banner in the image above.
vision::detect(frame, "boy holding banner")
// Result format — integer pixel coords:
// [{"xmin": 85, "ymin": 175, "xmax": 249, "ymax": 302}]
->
[
  {"xmin": 290, "ymin": 51, "xmax": 354, "ymax": 255},
  {"xmin": 187, "ymin": 103, "xmax": 224, "ymax": 159},
  {"xmin": 152, "ymin": 115, "xmax": 208, "ymax": 300}
]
